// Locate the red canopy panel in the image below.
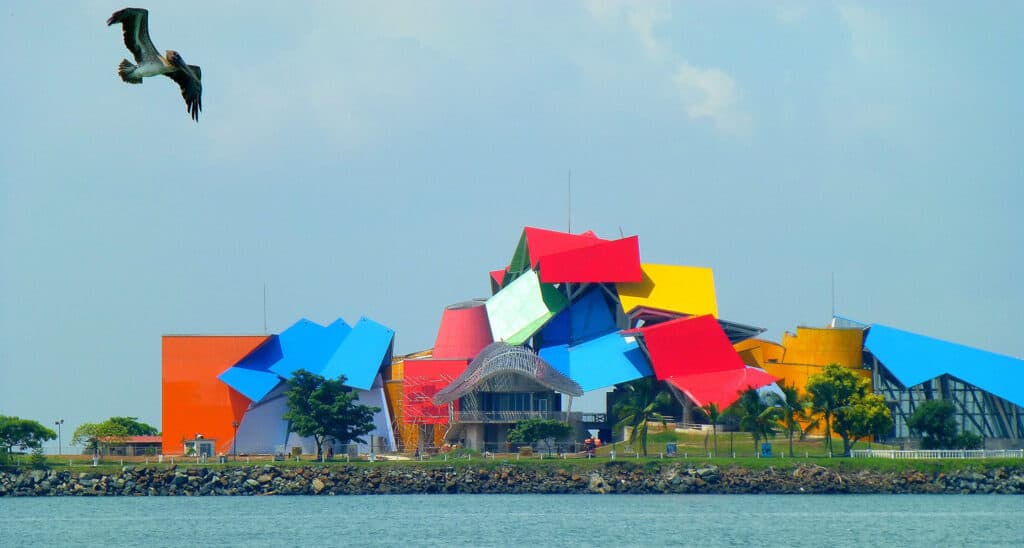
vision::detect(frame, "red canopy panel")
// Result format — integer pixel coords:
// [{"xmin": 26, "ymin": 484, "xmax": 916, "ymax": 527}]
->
[
  {"xmin": 402, "ymin": 358, "xmax": 468, "ymax": 425},
  {"xmin": 640, "ymin": 314, "xmax": 745, "ymax": 378},
  {"xmin": 489, "ymin": 267, "xmax": 508, "ymax": 293},
  {"xmin": 665, "ymin": 367, "xmax": 778, "ymax": 409},
  {"xmin": 537, "ymin": 236, "xmax": 643, "ymax": 283},
  {"xmin": 523, "ymin": 226, "xmax": 604, "ymax": 268},
  {"xmin": 432, "ymin": 302, "xmax": 493, "ymax": 360}
]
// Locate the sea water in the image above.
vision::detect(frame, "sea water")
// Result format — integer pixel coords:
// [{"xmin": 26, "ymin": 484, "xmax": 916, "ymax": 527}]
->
[{"xmin": 2, "ymin": 494, "xmax": 1022, "ymax": 546}]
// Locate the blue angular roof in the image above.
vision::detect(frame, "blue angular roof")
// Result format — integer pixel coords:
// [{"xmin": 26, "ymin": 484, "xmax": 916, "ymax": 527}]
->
[
  {"xmin": 538, "ymin": 332, "xmax": 652, "ymax": 392},
  {"xmin": 268, "ymin": 318, "xmax": 351, "ymax": 378},
  {"xmin": 865, "ymin": 324, "xmax": 1024, "ymax": 407},
  {"xmin": 537, "ymin": 286, "xmax": 618, "ymax": 347},
  {"xmin": 217, "ymin": 336, "xmax": 284, "ymax": 402},
  {"xmin": 321, "ymin": 316, "xmax": 394, "ymax": 390}
]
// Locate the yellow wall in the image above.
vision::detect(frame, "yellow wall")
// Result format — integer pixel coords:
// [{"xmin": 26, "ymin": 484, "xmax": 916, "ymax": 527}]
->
[
  {"xmin": 734, "ymin": 338, "xmax": 785, "ymax": 368},
  {"xmin": 780, "ymin": 327, "xmax": 863, "ymax": 368},
  {"xmin": 616, "ymin": 263, "xmax": 718, "ymax": 317},
  {"xmin": 736, "ymin": 329, "xmax": 870, "ymax": 395}
]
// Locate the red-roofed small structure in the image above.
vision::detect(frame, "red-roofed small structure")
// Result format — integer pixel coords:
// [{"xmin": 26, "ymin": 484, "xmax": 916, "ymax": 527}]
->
[{"xmin": 99, "ymin": 435, "xmax": 164, "ymax": 457}]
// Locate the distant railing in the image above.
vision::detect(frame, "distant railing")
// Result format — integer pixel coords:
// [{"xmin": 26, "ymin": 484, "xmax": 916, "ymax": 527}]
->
[
  {"xmin": 454, "ymin": 410, "xmax": 578, "ymax": 423},
  {"xmin": 850, "ymin": 449, "xmax": 1024, "ymax": 459}
]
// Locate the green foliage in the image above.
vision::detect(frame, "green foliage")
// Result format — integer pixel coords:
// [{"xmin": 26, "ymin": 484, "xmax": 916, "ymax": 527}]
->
[
  {"xmin": 700, "ymin": 403, "xmax": 721, "ymax": 456},
  {"xmin": 907, "ymin": 400, "xmax": 958, "ymax": 449},
  {"xmin": 30, "ymin": 447, "xmax": 48, "ymax": 469},
  {"xmin": 106, "ymin": 417, "xmax": 159, "ymax": 436},
  {"xmin": 0, "ymin": 415, "xmax": 57, "ymax": 462},
  {"xmin": 613, "ymin": 378, "xmax": 672, "ymax": 457},
  {"xmin": 508, "ymin": 418, "xmax": 572, "ymax": 452},
  {"xmin": 776, "ymin": 382, "xmax": 811, "ymax": 457},
  {"xmin": 954, "ymin": 431, "xmax": 983, "ymax": 450},
  {"xmin": 72, "ymin": 421, "xmax": 129, "ymax": 456},
  {"xmin": 806, "ymin": 364, "xmax": 891, "ymax": 455},
  {"xmin": 731, "ymin": 388, "xmax": 783, "ymax": 453},
  {"xmin": 841, "ymin": 391, "xmax": 892, "ymax": 448},
  {"xmin": 284, "ymin": 369, "xmax": 380, "ymax": 459}
]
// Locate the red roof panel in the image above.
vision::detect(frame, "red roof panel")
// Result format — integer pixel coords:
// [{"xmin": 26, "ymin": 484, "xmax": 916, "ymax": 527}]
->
[
  {"xmin": 537, "ymin": 235, "xmax": 642, "ymax": 283},
  {"xmin": 640, "ymin": 315, "xmax": 745, "ymax": 378},
  {"xmin": 523, "ymin": 226, "xmax": 604, "ymax": 268},
  {"xmin": 665, "ymin": 367, "xmax": 778, "ymax": 408}
]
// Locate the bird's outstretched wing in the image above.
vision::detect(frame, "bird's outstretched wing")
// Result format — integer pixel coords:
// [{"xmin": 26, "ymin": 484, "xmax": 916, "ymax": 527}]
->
[
  {"xmin": 165, "ymin": 63, "xmax": 203, "ymax": 122},
  {"xmin": 107, "ymin": 8, "xmax": 160, "ymax": 63}
]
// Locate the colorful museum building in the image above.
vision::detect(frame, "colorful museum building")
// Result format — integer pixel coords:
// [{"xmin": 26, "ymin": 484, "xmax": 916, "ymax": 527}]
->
[{"xmin": 161, "ymin": 227, "xmax": 1024, "ymax": 455}]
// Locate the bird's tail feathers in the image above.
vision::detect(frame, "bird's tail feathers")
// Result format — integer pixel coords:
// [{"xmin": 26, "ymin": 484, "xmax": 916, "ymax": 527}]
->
[{"xmin": 118, "ymin": 59, "xmax": 142, "ymax": 84}]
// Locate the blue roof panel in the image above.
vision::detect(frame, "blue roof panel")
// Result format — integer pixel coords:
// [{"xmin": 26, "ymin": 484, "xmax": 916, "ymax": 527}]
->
[
  {"xmin": 321, "ymin": 316, "xmax": 395, "ymax": 390},
  {"xmin": 218, "ymin": 366, "xmax": 283, "ymax": 402},
  {"xmin": 539, "ymin": 332, "xmax": 652, "ymax": 392},
  {"xmin": 218, "ymin": 336, "xmax": 284, "ymax": 401},
  {"xmin": 865, "ymin": 324, "xmax": 1024, "ymax": 407},
  {"xmin": 268, "ymin": 318, "xmax": 351, "ymax": 378}
]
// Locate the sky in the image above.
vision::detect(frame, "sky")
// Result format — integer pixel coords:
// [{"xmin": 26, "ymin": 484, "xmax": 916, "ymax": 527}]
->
[{"xmin": 2, "ymin": 1, "xmax": 1021, "ymax": 452}]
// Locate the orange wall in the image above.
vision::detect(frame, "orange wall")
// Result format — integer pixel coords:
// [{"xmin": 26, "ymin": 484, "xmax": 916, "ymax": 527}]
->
[{"xmin": 162, "ymin": 336, "xmax": 266, "ymax": 455}]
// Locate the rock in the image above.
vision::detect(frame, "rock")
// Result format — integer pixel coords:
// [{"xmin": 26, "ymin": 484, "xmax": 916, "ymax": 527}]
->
[{"xmin": 312, "ymin": 478, "xmax": 326, "ymax": 494}]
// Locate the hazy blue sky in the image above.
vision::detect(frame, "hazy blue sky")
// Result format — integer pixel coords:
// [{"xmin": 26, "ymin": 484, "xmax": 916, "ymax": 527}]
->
[{"xmin": 2, "ymin": 1, "xmax": 1021, "ymax": 450}]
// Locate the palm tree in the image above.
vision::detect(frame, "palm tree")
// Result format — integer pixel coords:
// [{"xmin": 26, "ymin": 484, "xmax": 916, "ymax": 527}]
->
[
  {"xmin": 700, "ymin": 402, "xmax": 721, "ymax": 457},
  {"xmin": 736, "ymin": 388, "xmax": 783, "ymax": 455},
  {"xmin": 777, "ymin": 382, "xmax": 810, "ymax": 457},
  {"xmin": 614, "ymin": 378, "xmax": 671, "ymax": 457},
  {"xmin": 806, "ymin": 370, "xmax": 841, "ymax": 456}
]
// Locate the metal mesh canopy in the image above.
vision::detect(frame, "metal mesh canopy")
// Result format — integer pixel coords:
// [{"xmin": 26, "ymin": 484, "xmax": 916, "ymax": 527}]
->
[{"xmin": 433, "ymin": 342, "xmax": 583, "ymax": 404}]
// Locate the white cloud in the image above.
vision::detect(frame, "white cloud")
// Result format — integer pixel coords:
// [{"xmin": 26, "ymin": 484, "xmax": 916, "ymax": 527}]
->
[
  {"xmin": 837, "ymin": 3, "xmax": 891, "ymax": 64},
  {"xmin": 584, "ymin": 0, "xmax": 752, "ymax": 138},
  {"xmin": 673, "ymin": 61, "xmax": 752, "ymax": 137},
  {"xmin": 584, "ymin": 0, "xmax": 671, "ymax": 56}
]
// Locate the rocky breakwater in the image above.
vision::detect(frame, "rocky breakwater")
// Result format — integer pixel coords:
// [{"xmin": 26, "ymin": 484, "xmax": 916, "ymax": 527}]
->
[{"xmin": 1, "ymin": 463, "xmax": 1022, "ymax": 496}]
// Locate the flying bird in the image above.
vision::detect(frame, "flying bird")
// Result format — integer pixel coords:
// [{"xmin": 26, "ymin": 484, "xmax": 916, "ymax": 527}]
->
[{"xmin": 107, "ymin": 7, "xmax": 202, "ymax": 122}]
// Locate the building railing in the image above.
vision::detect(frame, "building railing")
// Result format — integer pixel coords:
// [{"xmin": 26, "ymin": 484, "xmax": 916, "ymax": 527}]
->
[
  {"xmin": 850, "ymin": 449, "xmax": 1024, "ymax": 459},
  {"xmin": 454, "ymin": 410, "xmax": 580, "ymax": 423}
]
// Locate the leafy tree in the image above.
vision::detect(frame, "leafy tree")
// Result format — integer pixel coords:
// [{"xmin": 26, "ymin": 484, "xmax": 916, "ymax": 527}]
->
[
  {"xmin": 614, "ymin": 377, "xmax": 671, "ymax": 457},
  {"xmin": 776, "ymin": 382, "xmax": 811, "ymax": 458},
  {"xmin": 283, "ymin": 370, "xmax": 379, "ymax": 459},
  {"xmin": 838, "ymin": 391, "xmax": 892, "ymax": 451},
  {"xmin": 699, "ymin": 403, "xmax": 721, "ymax": 456},
  {"xmin": 72, "ymin": 421, "xmax": 129, "ymax": 458},
  {"xmin": 807, "ymin": 364, "xmax": 892, "ymax": 456},
  {"xmin": 507, "ymin": 418, "xmax": 572, "ymax": 453},
  {"xmin": 906, "ymin": 400, "xmax": 958, "ymax": 449},
  {"xmin": 0, "ymin": 416, "xmax": 56, "ymax": 463},
  {"xmin": 733, "ymin": 388, "xmax": 783, "ymax": 455},
  {"xmin": 954, "ymin": 431, "xmax": 983, "ymax": 450},
  {"xmin": 106, "ymin": 416, "xmax": 159, "ymax": 436}
]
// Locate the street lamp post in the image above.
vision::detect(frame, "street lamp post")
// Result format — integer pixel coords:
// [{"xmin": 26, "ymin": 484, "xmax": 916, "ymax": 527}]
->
[
  {"xmin": 195, "ymin": 433, "xmax": 203, "ymax": 464},
  {"xmin": 54, "ymin": 419, "xmax": 64, "ymax": 456},
  {"xmin": 231, "ymin": 421, "xmax": 239, "ymax": 461}
]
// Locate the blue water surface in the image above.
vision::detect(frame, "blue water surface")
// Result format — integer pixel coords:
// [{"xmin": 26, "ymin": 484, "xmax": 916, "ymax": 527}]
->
[{"xmin": 2, "ymin": 494, "xmax": 1022, "ymax": 547}]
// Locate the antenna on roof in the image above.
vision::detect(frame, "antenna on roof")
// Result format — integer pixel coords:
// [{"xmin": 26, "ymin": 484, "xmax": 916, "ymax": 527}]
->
[
  {"xmin": 568, "ymin": 169, "xmax": 572, "ymax": 233},
  {"xmin": 830, "ymin": 272, "xmax": 836, "ymax": 319}
]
